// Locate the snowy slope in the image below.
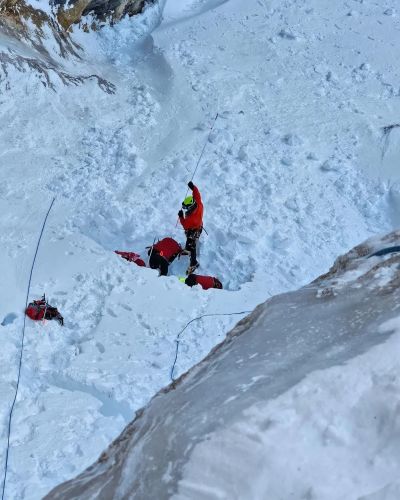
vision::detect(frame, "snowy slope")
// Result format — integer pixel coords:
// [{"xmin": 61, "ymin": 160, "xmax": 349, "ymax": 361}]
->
[
  {"xmin": 46, "ymin": 231, "xmax": 400, "ymax": 500},
  {"xmin": 0, "ymin": 0, "xmax": 399, "ymax": 498}
]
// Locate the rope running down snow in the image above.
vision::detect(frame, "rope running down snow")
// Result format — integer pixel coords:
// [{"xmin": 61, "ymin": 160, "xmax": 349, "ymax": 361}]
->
[
  {"xmin": 176, "ymin": 113, "xmax": 219, "ymax": 227},
  {"xmin": 170, "ymin": 310, "xmax": 252, "ymax": 382},
  {"xmin": 190, "ymin": 112, "xmax": 219, "ymax": 184},
  {"xmin": 1, "ymin": 197, "xmax": 56, "ymax": 500}
]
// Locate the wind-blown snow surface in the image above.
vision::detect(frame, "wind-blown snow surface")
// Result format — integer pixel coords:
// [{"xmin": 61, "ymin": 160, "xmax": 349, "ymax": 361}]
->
[
  {"xmin": 46, "ymin": 231, "xmax": 400, "ymax": 499},
  {"xmin": 0, "ymin": 0, "xmax": 399, "ymax": 497}
]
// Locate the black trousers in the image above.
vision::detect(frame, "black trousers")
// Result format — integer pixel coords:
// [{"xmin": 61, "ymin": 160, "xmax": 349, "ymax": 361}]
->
[
  {"xmin": 185, "ymin": 228, "xmax": 202, "ymax": 267},
  {"xmin": 149, "ymin": 252, "xmax": 169, "ymax": 276}
]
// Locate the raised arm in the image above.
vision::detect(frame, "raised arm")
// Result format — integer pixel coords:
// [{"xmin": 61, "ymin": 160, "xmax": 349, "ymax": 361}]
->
[{"xmin": 188, "ymin": 181, "xmax": 201, "ymax": 204}]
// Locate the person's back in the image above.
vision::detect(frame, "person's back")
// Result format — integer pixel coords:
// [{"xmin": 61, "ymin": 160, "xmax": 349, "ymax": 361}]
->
[
  {"xmin": 149, "ymin": 238, "xmax": 182, "ymax": 276},
  {"xmin": 179, "ymin": 183, "xmax": 203, "ymax": 231},
  {"xmin": 152, "ymin": 238, "xmax": 182, "ymax": 261}
]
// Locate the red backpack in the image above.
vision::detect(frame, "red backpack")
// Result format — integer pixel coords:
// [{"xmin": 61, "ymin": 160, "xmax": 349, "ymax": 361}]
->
[
  {"xmin": 150, "ymin": 238, "xmax": 182, "ymax": 262},
  {"xmin": 25, "ymin": 296, "xmax": 64, "ymax": 325}
]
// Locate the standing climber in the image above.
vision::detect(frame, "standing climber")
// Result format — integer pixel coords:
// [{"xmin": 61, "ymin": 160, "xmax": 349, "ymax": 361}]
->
[
  {"xmin": 178, "ymin": 181, "xmax": 204, "ymax": 274},
  {"xmin": 147, "ymin": 237, "xmax": 183, "ymax": 276}
]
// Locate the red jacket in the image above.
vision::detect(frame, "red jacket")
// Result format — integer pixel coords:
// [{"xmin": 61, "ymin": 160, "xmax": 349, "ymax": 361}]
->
[
  {"xmin": 152, "ymin": 238, "xmax": 182, "ymax": 262},
  {"xmin": 187, "ymin": 274, "xmax": 223, "ymax": 290},
  {"xmin": 115, "ymin": 251, "xmax": 146, "ymax": 267},
  {"xmin": 179, "ymin": 185, "xmax": 204, "ymax": 231},
  {"xmin": 26, "ymin": 301, "xmax": 46, "ymax": 321},
  {"xmin": 26, "ymin": 299, "xmax": 64, "ymax": 325}
]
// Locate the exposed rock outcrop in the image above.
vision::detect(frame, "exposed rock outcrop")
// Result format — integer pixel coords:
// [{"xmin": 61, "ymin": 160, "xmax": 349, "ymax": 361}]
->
[
  {"xmin": 53, "ymin": 0, "xmax": 150, "ymax": 30},
  {"xmin": 0, "ymin": 0, "xmax": 153, "ymax": 34},
  {"xmin": 0, "ymin": 0, "xmax": 161, "ymax": 90},
  {"xmin": 0, "ymin": 0, "xmax": 80, "ymax": 58}
]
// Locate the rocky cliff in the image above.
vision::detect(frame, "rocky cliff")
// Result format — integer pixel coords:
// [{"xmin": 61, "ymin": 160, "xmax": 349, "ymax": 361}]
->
[
  {"xmin": 0, "ymin": 0, "xmax": 152, "ymax": 33},
  {"xmin": 53, "ymin": 0, "xmax": 150, "ymax": 30},
  {"xmin": 0, "ymin": 0, "xmax": 161, "ymax": 90}
]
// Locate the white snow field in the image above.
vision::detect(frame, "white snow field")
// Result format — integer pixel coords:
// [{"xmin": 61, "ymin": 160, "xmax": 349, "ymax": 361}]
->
[
  {"xmin": 46, "ymin": 231, "xmax": 400, "ymax": 500},
  {"xmin": 0, "ymin": 0, "xmax": 399, "ymax": 498}
]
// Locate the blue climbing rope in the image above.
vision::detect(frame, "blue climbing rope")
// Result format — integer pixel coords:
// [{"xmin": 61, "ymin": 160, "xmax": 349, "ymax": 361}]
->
[
  {"xmin": 1, "ymin": 197, "xmax": 56, "ymax": 500},
  {"xmin": 170, "ymin": 310, "xmax": 252, "ymax": 382}
]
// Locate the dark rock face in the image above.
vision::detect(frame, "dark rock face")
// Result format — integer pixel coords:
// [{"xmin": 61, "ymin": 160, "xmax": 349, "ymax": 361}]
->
[
  {"xmin": 0, "ymin": 0, "xmax": 153, "ymax": 38},
  {"xmin": 0, "ymin": 0, "xmax": 157, "ymax": 90},
  {"xmin": 0, "ymin": 1, "xmax": 82, "ymax": 67},
  {"xmin": 52, "ymin": 0, "xmax": 151, "ymax": 30},
  {"xmin": 53, "ymin": 0, "xmax": 146, "ymax": 18}
]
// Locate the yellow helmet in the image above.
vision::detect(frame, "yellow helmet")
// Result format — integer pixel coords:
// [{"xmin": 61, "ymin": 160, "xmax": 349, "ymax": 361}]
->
[{"xmin": 182, "ymin": 195, "xmax": 196, "ymax": 211}]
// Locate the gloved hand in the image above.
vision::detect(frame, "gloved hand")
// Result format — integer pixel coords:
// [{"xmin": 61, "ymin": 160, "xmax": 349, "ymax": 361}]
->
[
  {"xmin": 188, "ymin": 181, "xmax": 194, "ymax": 190},
  {"xmin": 178, "ymin": 210, "xmax": 184, "ymax": 218}
]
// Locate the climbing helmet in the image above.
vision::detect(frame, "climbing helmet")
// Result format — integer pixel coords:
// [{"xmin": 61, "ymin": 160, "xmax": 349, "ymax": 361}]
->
[{"xmin": 182, "ymin": 195, "xmax": 196, "ymax": 211}]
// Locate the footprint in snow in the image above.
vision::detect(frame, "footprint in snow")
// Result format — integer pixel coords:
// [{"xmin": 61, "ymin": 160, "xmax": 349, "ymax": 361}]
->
[
  {"xmin": 120, "ymin": 303, "xmax": 133, "ymax": 311},
  {"xmin": 96, "ymin": 342, "xmax": 105, "ymax": 354},
  {"xmin": 106, "ymin": 308, "xmax": 117, "ymax": 318},
  {"xmin": 1, "ymin": 312, "xmax": 17, "ymax": 326}
]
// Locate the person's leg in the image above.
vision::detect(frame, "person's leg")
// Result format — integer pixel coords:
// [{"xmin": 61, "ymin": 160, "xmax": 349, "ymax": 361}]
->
[
  {"xmin": 149, "ymin": 251, "xmax": 160, "ymax": 270},
  {"xmin": 213, "ymin": 278, "xmax": 223, "ymax": 289},
  {"xmin": 159, "ymin": 257, "xmax": 169, "ymax": 276},
  {"xmin": 185, "ymin": 274, "xmax": 197, "ymax": 287},
  {"xmin": 185, "ymin": 230, "xmax": 198, "ymax": 267},
  {"xmin": 149, "ymin": 252, "xmax": 169, "ymax": 276},
  {"xmin": 190, "ymin": 244, "xmax": 197, "ymax": 267}
]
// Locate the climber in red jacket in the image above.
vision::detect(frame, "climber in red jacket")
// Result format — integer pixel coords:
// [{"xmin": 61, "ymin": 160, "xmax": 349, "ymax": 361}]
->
[
  {"xmin": 184, "ymin": 274, "xmax": 223, "ymax": 290},
  {"xmin": 25, "ymin": 295, "xmax": 64, "ymax": 325},
  {"xmin": 178, "ymin": 181, "xmax": 204, "ymax": 274},
  {"xmin": 147, "ymin": 237, "xmax": 183, "ymax": 276}
]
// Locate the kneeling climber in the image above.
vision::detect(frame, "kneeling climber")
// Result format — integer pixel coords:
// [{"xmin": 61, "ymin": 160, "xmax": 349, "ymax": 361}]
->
[
  {"xmin": 178, "ymin": 181, "xmax": 204, "ymax": 275},
  {"xmin": 184, "ymin": 274, "xmax": 223, "ymax": 290},
  {"xmin": 148, "ymin": 237, "xmax": 183, "ymax": 276},
  {"xmin": 25, "ymin": 295, "xmax": 64, "ymax": 325}
]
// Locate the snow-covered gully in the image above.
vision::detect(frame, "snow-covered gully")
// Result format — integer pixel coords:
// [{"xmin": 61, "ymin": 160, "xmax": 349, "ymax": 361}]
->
[
  {"xmin": 1, "ymin": 0, "xmax": 400, "ymax": 498},
  {"xmin": 46, "ymin": 231, "xmax": 400, "ymax": 499}
]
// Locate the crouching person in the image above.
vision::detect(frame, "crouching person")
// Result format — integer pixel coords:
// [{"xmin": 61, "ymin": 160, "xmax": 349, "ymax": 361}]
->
[
  {"xmin": 26, "ymin": 295, "xmax": 64, "ymax": 325},
  {"xmin": 184, "ymin": 273, "xmax": 223, "ymax": 290},
  {"xmin": 148, "ymin": 237, "xmax": 183, "ymax": 276}
]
